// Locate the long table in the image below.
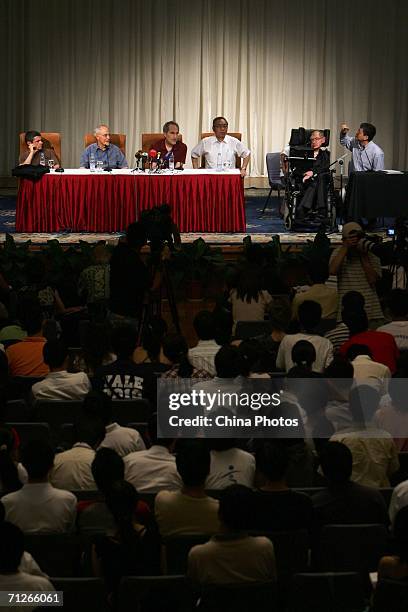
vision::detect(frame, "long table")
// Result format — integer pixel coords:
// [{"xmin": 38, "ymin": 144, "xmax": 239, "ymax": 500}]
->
[
  {"xmin": 346, "ymin": 171, "xmax": 408, "ymax": 219},
  {"xmin": 16, "ymin": 169, "xmax": 246, "ymax": 233}
]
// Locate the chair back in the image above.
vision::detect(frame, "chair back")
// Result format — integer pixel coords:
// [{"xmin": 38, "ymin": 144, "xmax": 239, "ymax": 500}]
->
[
  {"xmin": 24, "ymin": 533, "xmax": 82, "ymax": 577},
  {"xmin": 291, "ymin": 572, "xmax": 366, "ymax": 612},
  {"xmin": 200, "ymin": 132, "xmax": 242, "ymax": 169},
  {"xmin": 84, "ymin": 133, "xmax": 126, "ymax": 155},
  {"xmin": 199, "ymin": 582, "xmax": 278, "ymax": 612},
  {"xmin": 4, "ymin": 399, "xmax": 32, "ymax": 423},
  {"xmin": 235, "ymin": 320, "xmax": 273, "ymax": 340},
  {"xmin": 50, "ymin": 578, "xmax": 109, "ymax": 612},
  {"xmin": 118, "ymin": 575, "xmax": 193, "ymax": 612},
  {"xmin": 165, "ymin": 534, "xmax": 211, "ymax": 574},
  {"xmin": 19, "ymin": 132, "xmax": 62, "ymax": 165},
  {"xmin": 142, "ymin": 132, "xmax": 183, "ymax": 153},
  {"xmin": 319, "ymin": 524, "xmax": 389, "ymax": 572},
  {"xmin": 6, "ymin": 422, "xmax": 51, "ymax": 446},
  {"xmin": 372, "ymin": 577, "xmax": 408, "ymax": 612},
  {"xmin": 252, "ymin": 530, "xmax": 309, "ymax": 582},
  {"xmin": 111, "ymin": 399, "xmax": 151, "ymax": 425},
  {"xmin": 266, "ymin": 153, "xmax": 283, "ymax": 188}
]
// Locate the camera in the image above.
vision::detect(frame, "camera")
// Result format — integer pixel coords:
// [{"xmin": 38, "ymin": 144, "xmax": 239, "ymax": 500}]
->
[{"xmin": 387, "ymin": 228, "xmax": 395, "ymax": 237}]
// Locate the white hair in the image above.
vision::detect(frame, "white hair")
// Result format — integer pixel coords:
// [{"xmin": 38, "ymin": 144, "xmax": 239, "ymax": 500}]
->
[{"xmin": 94, "ymin": 124, "xmax": 109, "ymax": 136}]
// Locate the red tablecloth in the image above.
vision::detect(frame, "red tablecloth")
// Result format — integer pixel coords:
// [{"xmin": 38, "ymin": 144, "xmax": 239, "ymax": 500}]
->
[{"xmin": 15, "ymin": 172, "xmax": 246, "ymax": 233}]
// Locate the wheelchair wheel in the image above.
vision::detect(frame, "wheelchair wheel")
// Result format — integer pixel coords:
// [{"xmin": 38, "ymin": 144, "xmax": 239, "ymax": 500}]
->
[{"xmin": 284, "ymin": 213, "xmax": 292, "ymax": 230}]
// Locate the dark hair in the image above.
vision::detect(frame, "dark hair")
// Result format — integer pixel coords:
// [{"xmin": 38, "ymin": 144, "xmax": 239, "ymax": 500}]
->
[
  {"xmin": 324, "ymin": 357, "xmax": 354, "ymax": 378},
  {"xmin": 24, "ymin": 130, "xmax": 41, "ymax": 144},
  {"xmin": 19, "ymin": 299, "xmax": 43, "ymax": 336},
  {"xmin": 162, "ymin": 333, "xmax": 193, "ymax": 377},
  {"xmin": 255, "ymin": 442, "xmax": 289, "ymax": 482},
  {"xmin": 141, "ymin": 317, "xmax": 168, "ymax": 362},
  {"xmin": 342, "ymin": 291, "xmax": 365, "ymax": 312},
  {"xmin": 105, "ymin": 480, "xmax": 139, "ymax": 542},
  {"xmin": 319, "ymin": 441, "xmax": 353, "ymax": 484},
  {"xmin": 218, "ymin": 484, "xmax": 253, "ymax": 531},
  {"xmin": 298, "ymin": 300, "xmax": 322, "ymax": 332},
  {"xmin": 291, "ymin": 340, "xmax": 316, "ymax": 369},
  {"xmin": 126, "ymin": 222, "xmax": 147, "ymax": 250},
  {"xmin": 0, "ymin": 522, "xmax": 24, "ymax": 572},
  {"xmin": 83, "ymin": 391, "xmax": 113, "ymax": 425},
  {"xmin": 388, "ymin": 377, "xmax": 408, "ymax": 414},
  {"xmin": 360, "ymin": 122, "xmax": 376, "ymax": 142},
  {"xmin": 212, "ymin": 116, "xmax": 228, "ymax": 129},
  {"xmin": 214, "ymin": 345, "xmax": 243, "ymax": 378},
  {"xmin": 74, "ymin": 415, "xmax": 106, "ymax": 448},
  {"xmin": 21, "ymin": 440, "xmax": 54, "ymax": 480},
  {"xmin": 309, "ymin": 261, "xmax": 329, "ymax": 284},
  {"xmin": 193, "ymin": 311, "xmax": 215, "ymax": 341},
  {"xmin": 176, "ymin": 442, "xmax": 210, "ymax": 487},
  {"xmin": 349, "ymin": 384, "xmax": 380, "ymax": 424},
  {"xmin": 91, "ymin": 448, "xmax": 124, "ymax": 493},
  {"xmin": 163, "ymin": 121, "xmax": 179, "ymax": 133},
  {"xmin": 235, "ymin": 269, "xmax": 264, "ymax": 303},
  {"xmin": 111, "ymin": 324, "xmax": 138, "ymax": 359},
  {"xmin": 394, "ymin": 506, "xmax": 408, "ymax": 564},
  {"xmin": 82, "ymin": 321, "xmax": 113, "ymax": 373},
  {"xmin": 206, "ymin": 438, "xmax": 237, "ymax": 451},
  {"xmin": 388, "ymin": 289, "xmax": 408, "ymax": 318},
  {"xmin": 0, "ymin": 428, "xmax": 22, "ymax": 495},
  {"xmin": 343, "ymin": 309, "xmax": 368, "ymax": 335},
  {"xmin": 43, "ymin": 339, "xmax": 68, "ymax": 369},
  {"xmin": 346, "ymin": 344, "xmax": 372, "ymax": 361}
]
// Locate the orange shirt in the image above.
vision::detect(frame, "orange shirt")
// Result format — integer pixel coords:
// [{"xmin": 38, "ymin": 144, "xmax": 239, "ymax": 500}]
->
[{"xmin": 6, "ymin": 336, "xmax": 50, "ymax": 377}]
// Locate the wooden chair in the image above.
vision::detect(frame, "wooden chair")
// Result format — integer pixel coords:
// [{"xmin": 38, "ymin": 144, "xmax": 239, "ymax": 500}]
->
[
  {"xmin": 200, "ymin": 131, "xmax": 242, "ymax": 168},
  {"xmin": 83, "ymin": 133, "xmax": 126, "ymax": 155},
  {"xmin": 19, "ymin": 132, "xmax": 62, "ymax": 165},
  {"xmin": 141, "ymin": 132, "xmax": 183, "ymax": 153}
]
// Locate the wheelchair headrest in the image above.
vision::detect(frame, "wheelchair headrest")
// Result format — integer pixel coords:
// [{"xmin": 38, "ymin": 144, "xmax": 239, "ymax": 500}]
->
[{"xmin": 289, "ymin": 127, "xmax": 330, "ymax": 147}]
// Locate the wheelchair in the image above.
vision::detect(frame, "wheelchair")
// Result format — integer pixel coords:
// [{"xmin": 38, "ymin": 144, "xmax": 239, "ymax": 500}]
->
[{"xmin": 281, "ymin": 127, "xmax": 337, "ymax": 231}]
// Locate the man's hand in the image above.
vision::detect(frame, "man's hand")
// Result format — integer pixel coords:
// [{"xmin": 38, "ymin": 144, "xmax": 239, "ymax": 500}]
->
[
  {"xmin": 340, "ymin": 123, "xmax": 350, "ymax": 135},
  {"xmin": 344, "ymin": 235, "xmax": 360, "ymax": 249},
  {"xmin": 303, "ymin": 170, "xmax": 313, "ymax": 182},
  {"xmin": 240, "ymin": 167, "xmax": 247, "ymax": 177},
  {"xmin": 28, "ymin": 142, "xmax": 38, "ymax": 154}
]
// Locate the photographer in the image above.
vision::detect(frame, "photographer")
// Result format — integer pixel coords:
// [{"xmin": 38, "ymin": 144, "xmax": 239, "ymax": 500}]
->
[{"xmin": 329, "ymin": 222, "xmax": 383, "ymax": 324}]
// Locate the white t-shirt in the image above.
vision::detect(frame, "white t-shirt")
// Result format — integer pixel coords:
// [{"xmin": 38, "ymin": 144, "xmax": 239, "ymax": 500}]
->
[
  {"xmin": 276, "ymin": 332, "xmax": 333, "ymax": 372},
  {"xmin": 31, "ymin": 371, "xmax": 91, "ymax": 401},
  {"xmin": 205, "ymin": 448, "xmax": 256, "ymax": 489},
  {"xmin": 98, "ymin": 422, "xmax": 145, "ymax": 457},
  {"xmin": 124, "ymin": 445, "xmax": 182, "ymax": 493},
  {"xmin": 0, "ymin": 572, "xmax": 54, "ymax": 612},
  {"xmin": 377, "ymin": 321, "xmax": 408, "ymax": 350},
  {"xmin": 155, "ymin": 491, "xmax": 220, "ymax": 538}
]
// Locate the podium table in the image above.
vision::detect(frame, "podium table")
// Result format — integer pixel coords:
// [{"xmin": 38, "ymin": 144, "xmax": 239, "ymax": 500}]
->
[{"xmin": 346, "ymin": 171, "xmax": 408, "ymax": 219}]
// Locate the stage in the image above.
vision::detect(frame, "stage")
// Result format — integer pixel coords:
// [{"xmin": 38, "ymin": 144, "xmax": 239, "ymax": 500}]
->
[{"xmin": 1, "ymin": 187, "xmax": 346, "ymax": 249}]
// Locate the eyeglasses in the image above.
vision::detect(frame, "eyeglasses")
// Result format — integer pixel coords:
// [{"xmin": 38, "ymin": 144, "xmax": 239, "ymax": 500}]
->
[
  {"xmin": 310, "ymin": 137, "xmax": 324, "ymax": 142},
  {"xmin": 214, "ymin": 124, "xmax": 228, "ymax": 128}
]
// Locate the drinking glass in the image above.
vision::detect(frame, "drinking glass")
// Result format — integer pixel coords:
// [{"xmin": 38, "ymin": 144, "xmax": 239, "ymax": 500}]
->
[{"xmin": 48, "ymin": 159, "xmax": 55, "ymax": 172}]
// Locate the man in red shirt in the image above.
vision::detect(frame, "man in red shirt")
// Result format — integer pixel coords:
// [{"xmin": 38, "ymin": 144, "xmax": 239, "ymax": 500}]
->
[
  {"xmin": 152, "ymin": 121, "xmax": 187, "ymax": 168},
  {"xmin": 339, "ymin": 309, "xmax": 399, "ymax": 373}
]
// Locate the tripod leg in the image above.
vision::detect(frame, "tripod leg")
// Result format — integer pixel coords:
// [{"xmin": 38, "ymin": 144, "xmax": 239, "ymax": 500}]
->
[{"xmin": 261, "ymin": 187, "xmax": 273, "ymax": 214}]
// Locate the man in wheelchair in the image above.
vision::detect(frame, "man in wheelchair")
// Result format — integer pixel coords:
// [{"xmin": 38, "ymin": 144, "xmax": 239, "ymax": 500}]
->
[{"xmin": 282, "ymin": 127, "xmax": 334, "ymax": 229}]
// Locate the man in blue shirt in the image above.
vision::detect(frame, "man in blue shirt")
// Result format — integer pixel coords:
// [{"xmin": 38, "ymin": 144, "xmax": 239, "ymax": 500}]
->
[
  {"xmin": 340, "ymin": 122, "xmax": 384, "ymax": 172},
  {"xmin": 80, "ymin": 124, "xmax": 128, "ymax": 169}
]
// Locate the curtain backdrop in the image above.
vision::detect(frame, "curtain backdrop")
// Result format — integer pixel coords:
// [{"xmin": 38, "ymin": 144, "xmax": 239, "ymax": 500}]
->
[{"xmin": 1, "ymin": 0, "xmax": 407, "ymax": 175}]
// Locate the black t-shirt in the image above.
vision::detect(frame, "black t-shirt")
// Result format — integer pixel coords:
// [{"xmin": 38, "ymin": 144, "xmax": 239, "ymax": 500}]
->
[
  {"xmin": 109, "ymin": 243, "xmax": 151, "ymax": 317},
  {"xmin": 92, "ymin": 359, "xmax": 163, "ymax": 401},
  {"xmin": 250, "ymin": 489, "xmax": 314, "ymax": 532}
]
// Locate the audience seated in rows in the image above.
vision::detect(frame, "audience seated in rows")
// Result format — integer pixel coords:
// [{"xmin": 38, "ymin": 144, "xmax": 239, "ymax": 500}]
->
[
  {"xmin": 32, "ymin": 339, "xmax": 91, "ymax": 401},
  {"xmin": 50, "ymin": 414, "xmax": 105, "ymax": 491},
  {"xmin": 0, "ymin": 522, "xmax": 54, "ymax": 599},
  {"xmin": 228, "ymin": 267, "xmax": 273, "ymax": 335},
  {"xmin": 312, "ymin": 441, "xmax": 389, "ymax": 529},
  {"xmin": 124, "ymin": 417, "xmax": 181, "ymax": 493},
  {"xmin": 276, "ymin": 301, "xmax": 333, "ymax": 372},
  {"xmin": 375, "ymin": 377, "xmax": 408, "ymax": 452},
  {"xmin": 378, "ymin": 289, "xmax": 408, "ymax": 350},
  {"xmin": 188, "ymin": 484, "xmax": 276, "ymax": 585},
  {"xmin": 155, "ymin": 442, "xmax": 220, "ymax": 538},
  {"xmin": 205, "ymin": 439, "xmax": 255, "ymax": 489},
  {"xmin": 83, "ymin": 391, "xmax": 146, "ymax": 457},
  {"xmin": 77, "ymin": 244, "xmax": 111, "ymax": 310},
  {"xmin": 0, "ymin": 427, "xmax": 27, "ymax": 496},
  {"xmin": 346, "ymin": 344, "xmax": 390, "ymax": 396},
  {"xmin": 188, "ymin": 310, "xmax": 221, "ymax": 376},
  {"xmin": 5, "ymin": 304, "xmax": 49, "ymax": 377},
  {"xmin": 92, "ymin": 480, "xmax": 161, "ymax": 600},
  {"xmin": 324, "ymin": 290, "xmax": 365, "ymax": 351},
  {"xmin": 251, "ymin": 442, "xmax": 314, "ymax": 532},
  {"xmin": 161, "ymin": 333, "xmax": 211, "ymax": 379},
  {"xmin": 330, "ymin": 385, "xmax": 399, "ymax": 487},
  {"xmin": 339, "ymin": 309, "xmax": 399, "ymax": 373},
  {"xmin": 292, "ymin": 261, "xmax": 338, "ymax": 321},
  {"xmin": 2, "ymin": 440, "xmax": 76, "ymax": 533}
]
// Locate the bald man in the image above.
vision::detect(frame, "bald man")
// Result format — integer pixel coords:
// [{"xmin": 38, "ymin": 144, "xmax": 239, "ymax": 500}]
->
[{"xmin": 80, "ymin": 124, "xmax": 128, "ymax": 169}]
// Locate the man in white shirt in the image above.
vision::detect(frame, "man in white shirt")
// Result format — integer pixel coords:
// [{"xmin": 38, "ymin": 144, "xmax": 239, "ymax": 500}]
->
[
  {"xmin": 0, "ymin": 522, "xmax": 55, "ymax": 609},
  {"xmin": 378, "ymin": 289, "xmax": 408, "ymax": 350},
  {"xmin": 83, "ymin": 391, "xmax": 145, "ymax": 457},
  {"xmin": 188, "ymin": 311, "xmax": 221, "ymax": 376},
  {"xmin": 50, "ymin": 414, "xmax": 105, "ymax": 490},
  {"xmin": 155, "ymin": 443, "xmax": 220, "ymax": 538},
  {"xmin": 191, "ymin": 117, "xmax": 250, "ymax": 177},
  {"xmin": 205, "ymin": 439, "xmax": 255, "ymax": 489},
  {"xmin": 389, "ymin": 479, "xmax": 408, "ymax": 525},
  {"xmin": 124, "ymin": 417, "xmax": 181, "ymax": 493},
  {"xmin": 32, "ymin": 339, "xmax": 91, "ymax": 401},
  {"xmin": 276, "ymin": 301, "xmax": 333, "ymax": 372},
  {"xmin": 347, "ymin": 345, "xmax": 391, "ymax": 396},
  {"xmin": 292, "ymin": 261, "xmax": 338, "ymax": 321},
  {"xmin": 2, "ymin": 440, "xmax": 77, "ymax": 533}
]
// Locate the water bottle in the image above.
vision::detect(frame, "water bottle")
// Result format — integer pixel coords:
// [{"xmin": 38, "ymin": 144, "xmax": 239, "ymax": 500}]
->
[
  {"xmin": 217, "ymin": 151, "xmax": 222, "ymax": 171},
  {"xmin": 39, "ymin": 152, "xmax": 46, "ymax": 166},
  {"xmin": 90, "ymin": 153, "xmax": 96, "ymax": 172},
  {"xmin": 168, "ymin": 152, "xmax": 175, "ymax": 172}
]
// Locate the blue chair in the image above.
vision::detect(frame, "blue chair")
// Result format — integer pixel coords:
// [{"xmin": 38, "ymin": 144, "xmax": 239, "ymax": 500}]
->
[{"xmin": 262, "ymin": 152, "xmax": 284, "ymax": 214}]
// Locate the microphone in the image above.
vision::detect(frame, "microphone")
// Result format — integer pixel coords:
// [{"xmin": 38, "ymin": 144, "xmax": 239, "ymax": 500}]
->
[{"xmin": 148, "ymin": 149, "xmax": 157, "ymax": 160}]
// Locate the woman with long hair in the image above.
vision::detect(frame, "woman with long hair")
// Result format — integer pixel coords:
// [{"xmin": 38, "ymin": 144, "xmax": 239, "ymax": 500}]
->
[{"xmin": 229, "ymin": 269, "xmax": 273, "ymax": 335}]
